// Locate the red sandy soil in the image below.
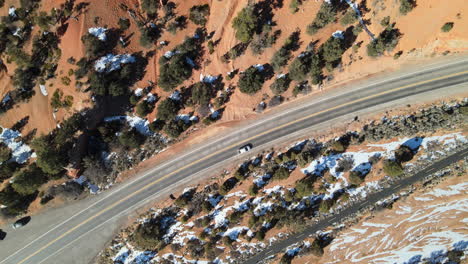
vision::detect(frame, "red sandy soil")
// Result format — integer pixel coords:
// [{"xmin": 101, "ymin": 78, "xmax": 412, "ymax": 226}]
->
[{"xmin": 1, "ymin": 0, "xmax": 466, "ymax": 136}]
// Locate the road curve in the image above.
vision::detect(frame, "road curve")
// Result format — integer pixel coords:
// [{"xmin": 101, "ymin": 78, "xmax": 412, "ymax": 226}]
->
[
  {"xmin": 244, "ymin": 147, "xmax": 468, "ymax": 264},
  {"xmin": 0, "ymin": 57, "xmax": 467, "ymax": 264}
]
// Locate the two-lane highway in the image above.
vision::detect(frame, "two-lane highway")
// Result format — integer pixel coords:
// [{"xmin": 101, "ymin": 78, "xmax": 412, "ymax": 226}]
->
[{"xmin": 0, "ymin": 56, "xmax": 467, "ymax": 264}]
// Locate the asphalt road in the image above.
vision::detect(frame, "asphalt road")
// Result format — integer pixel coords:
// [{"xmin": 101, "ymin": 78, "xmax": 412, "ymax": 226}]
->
[
  {"xmin": 244, "ymin": 147, "xmax": 468, "ymax": 264},
  {"xmin": 0, "ymin": 56, "xmax": 467, "ymax": 264}
]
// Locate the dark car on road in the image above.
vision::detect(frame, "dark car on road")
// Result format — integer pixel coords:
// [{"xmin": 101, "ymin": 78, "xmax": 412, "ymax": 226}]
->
[
  {"xmin": 12, "ymin": 216, "xmax": 31, "ymax": 230},
  {"xmin": 0, "ymin": 229, "xmax": 6, "ymax": 240}
]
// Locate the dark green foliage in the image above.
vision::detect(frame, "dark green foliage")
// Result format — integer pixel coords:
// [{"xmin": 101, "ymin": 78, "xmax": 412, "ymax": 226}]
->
[
  {"xmin": 74, "ymin": 58, "xmax": 92, "ymax": 79},
  {"xmin": 11, "ymin": 32, "xmax": 60, "ymax": 102},
  {"xmin": 295, "ymin": 175, "xmax": 317, "ymax": 198},
  {"xmin": 309, "ymin": 239, "xmax": 325, "ymax": 256},
  {"xmin": 0, "ymin": 162, "xmax": 19, "ymax": 181},
  {"xmin": 189, "ymin": 4, "xmax": 210, "ymax": 26},
  {"xmin": 279, "ymin": 253, "xmax": 293, "ymax": 264},
  {"xmin": 164, "ymin": 119, "xmax": 191, "ymax": 138},
  {"xmin": 32, "ymin": 137, "xmax": 67, "ymax": 175},
  {"xmin": 367, "ymin": 26, "xmax": 401, "ymax": 57},
  {"xmin": 81, "ymin": 33, "xmax": 111, "ymax": 58},
  {"xmin": 238, "ymin": 66, "xmax": 266, "ymax": 94},
  {"xmin": 441, "ymin": 22, "xmax": 454, "ymax": 32},
  {"xmin": 219, "ymin": 177, "xmax": 238, "ymax": 195},
  {"xmin": 330, "ymin": 140, "xmax": 346, "ymax": 153},
  {"xmin": 270, "ymin": 48, "xmax": 291, "ymax": 72},
  {"xmin": 320, "ymin": 36, "xmax": 345, "ymax": 67},
  {"xmin": 380, "ymin": 16, "xmax": 390, "ymax": 27},
  {"xmin": 156, "ymin": 98, "xmax": 179, "ymax": 121},
  {"xmin": 0, "ymin": 185, "xmax": 37, "ymax": 216},
  {"xmin": 35, "ymin": 11, "xmax": 54, "ymax": 30},
  {"xmin": 248, "ymin": 184, "xmax": 259, "ymax": 196},
  {"xmin": 50, "ymin": 89, "xmax": 73, "ymax": 109},
  {"xmin": 191, "ymin": 82, "xmax": 213, "ymax": 105},
  {"xmin": 289, "ymin": 0, "xmax": 302, "ymax": 13},
  {"xmin": 88, "ymin": 54, "xmax": 147, "ymax": 96},
  {"xmin": 174, "ymin": 188, "xmax": 195, "ymax": 207},
  {"xmin": 272, "ymin": 167, "xmax": 290, "ymax": 181},
  {"xmin": 306, "ymin": 2, "xmax": 337, "ymax": 35},
  {"xmin": 0, "ymin": 143, "xmax": 11, "ymax": 162},
  {"xmin": 288, "ymin": 53, "xmax": 312, "ymax": 82},
  {"xmin": 149, "ymin": 120, "xmax": 165, "ymax": 133},
  {"xmin": 395, "ymin": 145, "xmax": 414, "ymax": 162},
  {"xmin": 383, "ymin": 159, "xmax": 404, "ymax": 177},
  {"xmin": 399, "ymin": 0, "xmax": 415, "ymax": 15},
  {"xmin": 141, "ymin": 0, "xmax": 159, "ymax": 15},
  {"xmin": 270, "ymin": 75, "xmax": 291, "ymax": 95},
  {"xmin": 232, "ymin": 5, "xmax": 257, "ymax": 43},
  {"xmin": 118, "ymin": 128, "xmax": 145, "ymax": 149},
  {"xmin": 319, "ymin": 198, "xmax": 334, "ymax": 212},
  {"xmin": 139, "ymin": 25, "xmax": 160, "ymax": 48},
  {"xmin": 136, "ymin": 99, "xmax": 156, "ymax": 117},
  {"xmin": 11, "ymin": 164, "xmax": 48, "ymax": 195},
  {"xmin": 118, "ymin": 18, "xmax": 130, "ymax": 31},
  {"xmin": 340, "ymin": 8, "xmax": 358, "ymax": 26},
  {"xmin": 132, "ymin": 209, "xmax": 177, "ymax": 250},
  {"xmin": 348, "ymin": 170, "xmax": 364, "ymax": 186},
  {"xmin": 270, "ymin": 31, "xmax": 300, "ymax": 72},
  {"xmin": 159, "ymin": 54, "xmax": 193, "ymax": 91},
  {"xmin": 250, "ymin": 30, "xmax": 281, "ymax": 55}
]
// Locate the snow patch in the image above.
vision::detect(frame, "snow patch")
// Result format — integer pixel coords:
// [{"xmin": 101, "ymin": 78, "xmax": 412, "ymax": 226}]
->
[
  {"xmin": 94, "ymin": 54, "xmax": 135, "ymax": 73},
  {"xmin": 88, "ymin": 27, "xmax": 107, "ymax": 41}
]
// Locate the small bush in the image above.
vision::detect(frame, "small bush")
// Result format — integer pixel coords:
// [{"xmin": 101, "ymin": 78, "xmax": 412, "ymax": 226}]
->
[
  {"xmin": 272, "ymin": 167, "xmax": 290, "ymax": 181},
  {"xmin": 219, "ymin": 177, "xmax": 238, "ymax": 195},
  {"xmin": 383, "ymin": 159, "xmax": 404, "ymax": 177},
  {"xmin": 394, "ymin": 145, "xmax": 414, "ymax": 162},
  {"xmin": 136, "ymin": 100, "xmax": 156, "ymax": 117},
  {"xmin": 158, "ymin": 54, "xmax": 193, "ymax": 91},
  {"xmin": 156, "ymin": 98, "xmax": 180, "ymax": 121},
  {"xmin": 189, "ymin": 4, "xmax": 210, "ymax": 26},
  {"xmin": 163, "ymin": 119, "xmax": 190, "ymax": 138},
  {"xmin": 367, "ymin": 26, "xmax": 401, "ymax": 57},
  {"xmin": 118, "ymin": 18, "xmax": 131, "ymax": 30},
  {"xmin": 191, "ymin": 82, "xmax": 214, "ymax": 105},
  {"xmin": 399, "ymin": 0, "xmax": 415, "ymax": 15},
  {"xmin": 270, "ymin": 75, "xmax": 291, "ymax": 95},
  {"xmin": 118, "ymin": 128, "xmax": 145, "ymax": 149},
  {"xmin": 348, "ymin": 170, "xmax": 364, "ymax": 186},
  {"xmin": 250, "ymin": 30, "xmax": 280, "ymax": 55},
  {"xmin": 149, "ymin": 120, "xmax": 165, "ymax": 133},
  {"xmin": 0, "ymin": 143, "xmax": 12, "ymax": 162},
  {"xmin": 271, "ymin": 48, "xmax": 291, "ymax": 72},
  {"xmin": 380, "ymin": 16, "xmax": 390, "ymax": 27},
  {"xmin": 306, "ymin": 2, "xmax": 337, "ymax": 35},
  {"xmin": 289, "ymin": 0, "xmax": 302, "ymax": 13},
  {"xmin": 232, "ymin": 5, "xmax": 257, "ymax": 43},
  {"xmin": 441, "ymin": 22, "xmax": 454, "ymax": 32},
  {"xmin": 238, "ymin": 66, "xmax": 265, "ymax": 94},
  {"xmin": 340, "ymin": 8, "xmax": 358, "ymax": 26},
  {"xmin": 11, "ymin": 164, "xmax": 48, "ymax": 195}
]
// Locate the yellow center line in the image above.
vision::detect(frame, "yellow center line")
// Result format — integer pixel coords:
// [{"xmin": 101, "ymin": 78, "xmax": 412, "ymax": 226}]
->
[{"xmin": 16, "ymin": 70, "xmax": 468, "ymax": 264}]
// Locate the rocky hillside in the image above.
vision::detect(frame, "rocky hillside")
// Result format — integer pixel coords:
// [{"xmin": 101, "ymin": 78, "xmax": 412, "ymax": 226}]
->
[{"xmin": 97, "ymin": 101, "xmax": 467, "ymax": 263}]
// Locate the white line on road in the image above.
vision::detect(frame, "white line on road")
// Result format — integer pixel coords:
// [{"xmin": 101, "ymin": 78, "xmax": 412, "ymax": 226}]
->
[{"xmin": 3, "ymin": 58, "xmax": 467, "ymax": 264}]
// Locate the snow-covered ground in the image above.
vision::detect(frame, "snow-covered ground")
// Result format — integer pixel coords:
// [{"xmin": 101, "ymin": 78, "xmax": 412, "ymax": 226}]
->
[
  {"xmin": 104, "ymin": 116, "xmax": 153, "ymax": 136},
  {"xmin": 94, "ymin": 54, "xmax": 135, "ymax": 72},
  {"xmin": 0, "ymin": 127, "xmax": 35, "ymax": 164},
  {"xmin": 300, "ymin": 132, "xmax": 466, "ymax": 199},
  {"xmin": 88, "ymin": 27, "xmax": 107, "ymax": 41},
  {"xmin": 325, "ymin": 178, "xmax": 468, "ymax": 264}
]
